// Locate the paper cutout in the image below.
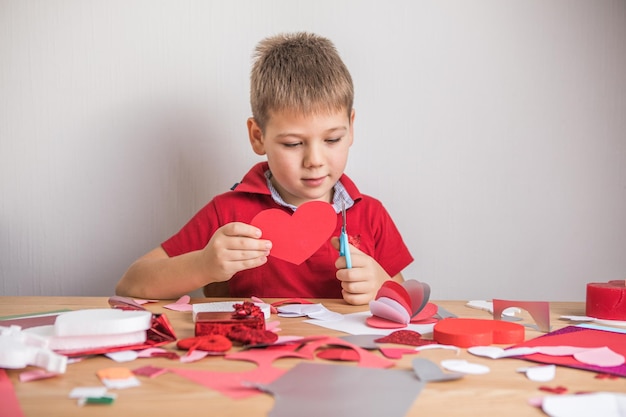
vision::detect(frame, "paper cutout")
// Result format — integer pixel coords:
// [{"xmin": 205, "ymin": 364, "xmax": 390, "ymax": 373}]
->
[
  {"xmin": 339, "ymin": 334, "xmax": 380, "ymax": 350},
  {"xmin": 180, "ymin": 350, "xmax": 211, "ymax": 363},
  {"xmin": 97, "ymin": 367, "xmax": 140, "ymax": 389},
  {"xmin": 169, "ymin": 363, "xmax": 288, "ymax": 399},
  {"xmin": 0, "ymin": 368, "xmax": 24, "ymax": 417},
  {"xmin": 573, "ymin": 346, "xmax": 625, "ymax": 367},
  {"xmin": 305, "ymin": 311, "xmax": 436, "ymax": 336},
  {"xmin": 542, "ymin": 392, "xmax": 626, "ymax": 417},
  {"xmin": 414, "ymin": 344, "xmax": 461, "ymax": 353},
  {"xmin": 380, "ymin": 347, "xmax": 418, "ymax": 359},
  {"xmin": 250, "ymin": 201, "xmax": 337, "ymax": 265},
  {"xmin": 509, "ymin": 325, "xmax": 626, "ymax": 376},
  {"xmin": 226, "ymin": 344, "xmax": 311, "ymax": 369},
  {"xmin": 105, "ymin": 350, "xmax": 139, "ymax": 363},
  {"xmin": 561, "ymin": 315, "xmax": 626, "ymax": 328},
  {"xmin": 517, "ymin": 364, "xmax": 556, "ymax": 382},
  {"xmin": 472, "ymin": 344, "xmax": 625, "ymax": 368},
  {"xmin": 433, "ymin": 318, "xmax": 525, "ymax": 347},
  {"xmin": 296, "ymin": 337, "xmax": 394, "ymax": 369},
  {"xmin": 412, "ymin": 358, "xmax": 464, "ymax": 382},
  {"xmin": 367, "ymin": 280, "xmax": 437, "ymax": 328},
  {"xmin": 440, "ymin": 359, "xmax": 490, "ymax": 375},
  {"xmin": 69, "ymin": 386, "xmax": 109, "ymax": 399},
  {"xmin": 163, "ymin": 295, "xmax": 193, "ymax": 312},
  {"xmin": 316, "ymin": 347, "xmax": 360, "ymax": 362},
  {"xmin": 132, "ymin": 365, "xmax": 168, "ymax": 378},
  {"xmin": 19, "ymin": 369, "xmax": 60, "ymax": 382},
  {"xmin": 466, "ymin": 300, "xmax": 521, "ymax": 319},
  {"xmin": 256, "ymin": 362, "xmax": 425, "ymax": 417},
  {"xmin": 277, "ymin": 304, "xmax": 342, "ymax": 321},
  {"xmin": 492, "ymin": 299, "xmax": 551, "ymax": 332},
  {"xmin": 468, "ymin": 346, "xmax": 539, "ymax": 359}
]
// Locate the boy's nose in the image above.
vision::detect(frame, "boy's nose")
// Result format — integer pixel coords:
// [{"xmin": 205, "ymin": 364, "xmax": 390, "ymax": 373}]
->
[{"xmin": 303, "ymin": 144, "xmax": 324, "ymax": 167}]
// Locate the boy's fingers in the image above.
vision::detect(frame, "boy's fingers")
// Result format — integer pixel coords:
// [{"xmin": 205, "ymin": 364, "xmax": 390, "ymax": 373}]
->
[{"xmin": 222, "ymin": 222, "xmax": 263, "ymax": 238}]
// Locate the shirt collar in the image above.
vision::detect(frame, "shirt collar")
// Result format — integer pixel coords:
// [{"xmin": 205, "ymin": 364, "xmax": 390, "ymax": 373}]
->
[{"xmin": 264, "ymin": 170, "xmax": 354, "ymax": 213}]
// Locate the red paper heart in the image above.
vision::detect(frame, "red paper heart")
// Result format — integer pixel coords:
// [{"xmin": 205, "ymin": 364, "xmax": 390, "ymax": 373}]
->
[{"xmin": 250, "ymin": 201, "xmax": 337, "ymax": 265}]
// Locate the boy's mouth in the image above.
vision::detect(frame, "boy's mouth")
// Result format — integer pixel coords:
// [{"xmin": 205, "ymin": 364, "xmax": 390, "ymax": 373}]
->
[{"xmin": 302, "ymin": 176, "xmax": 326, "ymax": 187}]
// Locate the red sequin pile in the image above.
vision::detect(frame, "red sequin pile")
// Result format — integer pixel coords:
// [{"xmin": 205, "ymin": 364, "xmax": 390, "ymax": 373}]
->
[{"xmin": 232, "ymin": 302, "xmax": 264, "ymax": 320}]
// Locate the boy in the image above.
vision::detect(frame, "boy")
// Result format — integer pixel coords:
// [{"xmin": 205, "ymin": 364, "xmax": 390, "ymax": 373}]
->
[{"xmin": 115, "ymin": 32, "xmax": 413, "ymax": 305}]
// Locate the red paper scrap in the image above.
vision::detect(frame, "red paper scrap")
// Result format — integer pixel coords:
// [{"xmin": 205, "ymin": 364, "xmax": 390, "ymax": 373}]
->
[{"xmin": 0, "ymin": 369, "xmax": 26, "ymax": 417}]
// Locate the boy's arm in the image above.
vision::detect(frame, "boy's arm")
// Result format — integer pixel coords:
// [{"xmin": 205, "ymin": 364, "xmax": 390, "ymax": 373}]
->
[
  {"xmin": 115, "ymin": 246, "xmax": 211, "ymax": 300},
  {"xmin": 116, "ymin": 222, "xmax": 272, "ymax": 300}
]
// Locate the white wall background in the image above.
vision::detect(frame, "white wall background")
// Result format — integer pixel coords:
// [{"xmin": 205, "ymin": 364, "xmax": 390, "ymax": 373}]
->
[{"xmin": 1, "ymin": 0, "xmax": 625, "ymax": 301}]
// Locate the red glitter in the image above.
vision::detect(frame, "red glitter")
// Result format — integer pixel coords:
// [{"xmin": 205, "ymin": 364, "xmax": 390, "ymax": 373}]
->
[{"xmin": 374, "ymin": 330, "xmax": 436, "ymax": 346}]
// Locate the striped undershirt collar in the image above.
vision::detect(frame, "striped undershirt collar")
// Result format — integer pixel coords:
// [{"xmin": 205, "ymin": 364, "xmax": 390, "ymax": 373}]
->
[{"xmin": 264, "ymin": 170, "xmax": 354, "ymax": 213}]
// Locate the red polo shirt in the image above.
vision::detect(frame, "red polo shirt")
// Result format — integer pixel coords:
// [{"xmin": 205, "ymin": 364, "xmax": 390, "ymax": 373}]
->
[{"xmin": 161, "ymin": 162, "xmax": 414, "ymax": 298}]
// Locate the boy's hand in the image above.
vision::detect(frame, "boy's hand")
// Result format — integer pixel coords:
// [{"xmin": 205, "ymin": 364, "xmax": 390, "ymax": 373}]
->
[
  {"xmin": 331, "ymin": 237, "xmax": 390, "ymax": 306},
  {"xmin": 201, "ymin": 222, "xmax": 272, "ymax": 283}
]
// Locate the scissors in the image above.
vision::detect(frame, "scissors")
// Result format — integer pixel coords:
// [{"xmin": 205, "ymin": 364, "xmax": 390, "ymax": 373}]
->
[{"xmin": 339, "ymin": 201, "xmax": 352, "ymax": 269}]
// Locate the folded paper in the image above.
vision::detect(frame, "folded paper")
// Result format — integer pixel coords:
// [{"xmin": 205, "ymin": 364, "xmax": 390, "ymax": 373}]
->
[{"xmin": 367, "ymin": 280, "xmax": 437, "ymax": 328}]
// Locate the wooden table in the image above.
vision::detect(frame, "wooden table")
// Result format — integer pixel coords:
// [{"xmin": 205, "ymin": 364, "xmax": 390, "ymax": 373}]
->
[{"xmin": 0, "ymin": 296, "xmax": 620, "ymax": 416}]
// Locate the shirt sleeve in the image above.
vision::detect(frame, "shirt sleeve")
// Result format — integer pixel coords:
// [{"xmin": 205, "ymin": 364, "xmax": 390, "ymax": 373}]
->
[{"xmin": 161, "ymin": 200, "xmax": 221, "ymax": 257}]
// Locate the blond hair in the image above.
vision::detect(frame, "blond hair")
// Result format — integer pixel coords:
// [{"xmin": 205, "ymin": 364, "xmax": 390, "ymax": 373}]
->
[{"xmin": 250, "ymin": 32, "xmax": 354, "ymax": 131}]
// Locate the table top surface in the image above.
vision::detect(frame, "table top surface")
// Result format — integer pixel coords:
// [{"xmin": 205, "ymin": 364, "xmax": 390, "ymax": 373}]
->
[{"xmin": 0, "ymin": 296, "xmax": 622, "ymax": 417}]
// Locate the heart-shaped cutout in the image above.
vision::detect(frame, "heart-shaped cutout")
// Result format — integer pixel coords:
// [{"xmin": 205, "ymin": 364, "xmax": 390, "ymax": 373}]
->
[
  {"xmin": 573, "ymin": 346, "xmax": 625, "ymax": 367},
  {"xmin": 250, "ymin": 201, "xmax": 336, "ymax": 265}
]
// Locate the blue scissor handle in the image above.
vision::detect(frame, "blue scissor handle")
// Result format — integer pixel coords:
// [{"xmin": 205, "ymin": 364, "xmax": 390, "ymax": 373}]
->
[{"xmin": 340, "ymin": 230, "xmax": 352, "ymax": 269}]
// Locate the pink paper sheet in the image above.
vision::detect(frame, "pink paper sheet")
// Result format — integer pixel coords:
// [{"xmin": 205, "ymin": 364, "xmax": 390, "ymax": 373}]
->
[{"xmin": 0, "ymin": 369, "xmax": 25, "ymax": 417}]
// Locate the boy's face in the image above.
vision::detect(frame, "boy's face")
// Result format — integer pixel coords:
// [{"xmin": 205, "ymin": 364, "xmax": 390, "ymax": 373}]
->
[{"xmin": 248, "ymin": 108, "xmax": 354, "ymax": 207}]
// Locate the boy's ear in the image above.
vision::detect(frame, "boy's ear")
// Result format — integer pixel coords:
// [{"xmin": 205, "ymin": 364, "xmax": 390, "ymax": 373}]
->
[
  {"xmin": 348, "ymin": 108, "xmax": 355, "ymax": 146},
  {"xmin": 247, "ymin": 118, "xmax": 266, "ymax": 156}
]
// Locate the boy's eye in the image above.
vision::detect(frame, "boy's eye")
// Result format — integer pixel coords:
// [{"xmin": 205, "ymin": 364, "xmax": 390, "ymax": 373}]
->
[
  {"xmin": 326, "ymin": 138, "xmax": 341, "ymax": 144},
  {"xmin": 283, "ymin": 142, "xmax": 302, "ymax": 148}
]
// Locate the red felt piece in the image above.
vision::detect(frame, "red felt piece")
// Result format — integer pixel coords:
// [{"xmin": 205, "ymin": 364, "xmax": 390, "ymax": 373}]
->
[
  {"xmin": 316, "ymin": 348, "xmax": 360, "ymax": 362},
  {"xmin": 586, "ymin": 281, "xmax": 626, "ymax": 320},
  {"xmin": 250, "ymin": 201, "xmax": 336, "ymax": 265},
  {"xmin": 433, "ymin": 318, "xmax": 525, "ymax": 348}
]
